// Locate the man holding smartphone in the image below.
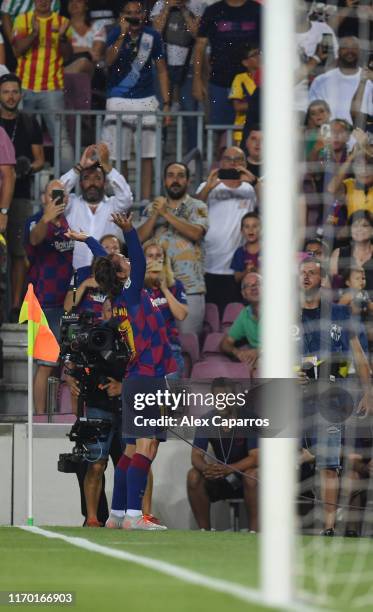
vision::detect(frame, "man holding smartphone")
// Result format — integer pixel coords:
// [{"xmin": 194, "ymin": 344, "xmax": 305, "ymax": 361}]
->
[
  {"xmin": 24, "ymin": 179, "xmax": 74, "ymax": 414},
  {"xmin": 195, "ymin": 146, "xmax": 257, "ymax": 315}
]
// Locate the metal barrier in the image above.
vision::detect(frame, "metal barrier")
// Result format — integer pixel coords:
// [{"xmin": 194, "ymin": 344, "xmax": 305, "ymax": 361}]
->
[{"xmin": 27, "ymin": 109, "xmax": 205, "ymax": 204}]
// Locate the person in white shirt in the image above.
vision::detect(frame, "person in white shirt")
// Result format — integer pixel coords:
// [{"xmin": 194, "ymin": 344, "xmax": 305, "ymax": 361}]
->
[
  {"xmin": 60, "ymin": 143, "xmax": 133, "ymax": 269},
  {"xmin": 196, "ymin": 146, "xmax": 257, "ymax": 315},
  {"xmin": 294, "ymin": 0, "xmax": 338, "ymax": 114},
  {"xmin": 309, "ymin": 36, "xmax": 362, "ymax": 124}
]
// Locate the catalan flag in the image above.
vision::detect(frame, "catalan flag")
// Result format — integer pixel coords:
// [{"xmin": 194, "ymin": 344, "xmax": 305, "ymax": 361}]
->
[{"xmin": 18, "ymin": 283, "xmax": 60, "ymax": 362}]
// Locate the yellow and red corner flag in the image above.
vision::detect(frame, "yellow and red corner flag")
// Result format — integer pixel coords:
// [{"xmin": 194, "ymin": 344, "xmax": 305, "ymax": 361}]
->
[{"xmin": 18, "ymin": 284, "xmax": 60, "ymax": 362}]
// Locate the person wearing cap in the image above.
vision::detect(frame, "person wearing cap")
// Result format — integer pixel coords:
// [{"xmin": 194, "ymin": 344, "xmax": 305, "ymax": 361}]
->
[
  {"xmin": 0, "ymin": 72, "xmax": 45, "ymax": 321},
  {"xmin": 59, "ymin": 142, "xmax": 133, "ymax": 270}
]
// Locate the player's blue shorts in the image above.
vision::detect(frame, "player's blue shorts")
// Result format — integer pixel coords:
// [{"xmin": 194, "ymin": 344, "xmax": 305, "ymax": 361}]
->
[{"xmin": 122, "ymin": 376, "xmax": 168, "ymax": 441}]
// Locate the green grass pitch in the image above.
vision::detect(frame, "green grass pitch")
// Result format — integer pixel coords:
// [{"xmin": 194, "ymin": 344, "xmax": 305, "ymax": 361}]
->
[{"xmin": 1, "ymin": 527, "xmax": 373, "ymax": 611}]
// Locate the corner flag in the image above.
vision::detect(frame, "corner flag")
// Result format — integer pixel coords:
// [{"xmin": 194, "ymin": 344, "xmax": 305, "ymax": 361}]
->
[{"xmin": 19, "ymin": 283, "xmax": 60, "ymax": 363}]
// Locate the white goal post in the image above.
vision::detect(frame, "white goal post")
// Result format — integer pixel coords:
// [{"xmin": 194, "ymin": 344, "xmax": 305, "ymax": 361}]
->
[{"xmin": 260, "ymin": 0, "xmax": 298, "ymax": 607}]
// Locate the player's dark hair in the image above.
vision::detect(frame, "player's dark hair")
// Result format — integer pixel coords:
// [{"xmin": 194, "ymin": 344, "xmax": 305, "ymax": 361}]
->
[{"xmin": 93, "ymin": 257, "xmax": 123, "ymax": 298}]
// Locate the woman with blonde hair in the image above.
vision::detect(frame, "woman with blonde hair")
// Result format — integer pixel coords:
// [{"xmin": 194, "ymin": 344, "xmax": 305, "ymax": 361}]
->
[{"xmin": 143, "ymin": 239, "xmax": 188, "ymax": 377}]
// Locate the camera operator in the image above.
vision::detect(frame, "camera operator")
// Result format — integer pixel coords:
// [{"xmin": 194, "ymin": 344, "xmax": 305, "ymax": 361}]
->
[
  {"xmin": 73, "ymin": 212, "xmax": 177, "ymax": 530},
  {"xmin": 66, "ymin": 349, "xmax": 123, "ymax": 528}
]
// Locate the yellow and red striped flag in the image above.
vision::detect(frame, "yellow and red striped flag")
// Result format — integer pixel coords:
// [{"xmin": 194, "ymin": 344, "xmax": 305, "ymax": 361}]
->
[{"xmin": 18, "ymin": 284, "xmax": 60, "ymax": 362}]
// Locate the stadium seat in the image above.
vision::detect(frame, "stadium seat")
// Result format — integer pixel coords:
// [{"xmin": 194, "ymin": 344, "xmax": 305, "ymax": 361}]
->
[
  {"xmin": 191, "ymin": 360, "xmax": 251, "ymax": 379},
  {"xmin": 203, "ymin": 303, "xmax": 220, "ymax": 334},
  {"xmin": 201, "ymin": 332, "xmax": 231, "ymax": 362},
  {"xmin": 221, "ymin": 302, "xmax": 244, "ymax": 331},
  {"xmin": 179, "ymin": 333, "xmax": 200, "ymax": 364}
]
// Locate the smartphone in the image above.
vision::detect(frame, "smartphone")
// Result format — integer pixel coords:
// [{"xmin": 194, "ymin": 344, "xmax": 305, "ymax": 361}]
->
[
  {"xmin": 321, "ymin": 33, "xmax": 333, "ymax": 54},
  {"xmin": 218, "ymin": 169, "xmax": 240, "ymax": 180},
  {"xmin": 51, "ymin": 189, "xmax": 65, "ymax": 206}
]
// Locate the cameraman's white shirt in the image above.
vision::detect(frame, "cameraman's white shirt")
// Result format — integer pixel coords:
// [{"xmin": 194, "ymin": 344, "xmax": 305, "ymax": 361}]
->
[
  {"xmin": 361, "ymin": 80, "xmax": 373, "ymax": 117},
  {"xmin": 61, "ymin": 167, "xmax": 133, "ymax": 269}
]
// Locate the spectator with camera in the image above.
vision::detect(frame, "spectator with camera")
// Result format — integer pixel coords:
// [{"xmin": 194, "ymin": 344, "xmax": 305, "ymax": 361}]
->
[
  {"xmin": 24, "ymin": 179, "xmax": 74, "ymax": 414},
  {"xmin": 60, "ymin": 143, "xmax": 133, "ymax": 270},
  {"xmin": 138, "ymin": 162, "xmax": 208, "ymax": 335},
  {"xmin": 12, "ymin": 0, "xmax": 74, "ymax": 172},
  {"xmin": 196, "ymin": 146, "xmax": 257, "ymax": 314},
  {"xmin": 187, "ymin": 378, "xmax": 259, "ymax": 531},
  {"xmin": 220, "ymin": 271, "xmax": 260, "ymax": 370},
  {"xmin": 0, "ymin": 73, "xmax": 45, "ymax": 322},
  {"xmin": 150, "ymin": 0, "xmax": 204, "ymax": 151},
  {"xmin": 327, "ymin": 128, "xmax": 373, "ymax": 220},
  {"xmin": 294, "ymin": 0, "xmax": 338, "ymax": 116},
  {"xmin": 102, "ymin": 0, "xmax": 170, "ymax": 203}
]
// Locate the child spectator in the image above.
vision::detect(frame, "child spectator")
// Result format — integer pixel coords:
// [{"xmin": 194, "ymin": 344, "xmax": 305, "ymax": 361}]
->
[
  {"xmin": 231, "ymin": 212, "xmax": 261, "ymax": 285},
  {"xmin": 228, "ymin": 42, "xmax": 260, "ymax": 146},
  {"xmin": 338, "ymin": 265, "xmax": 370, "ymax": 361}
]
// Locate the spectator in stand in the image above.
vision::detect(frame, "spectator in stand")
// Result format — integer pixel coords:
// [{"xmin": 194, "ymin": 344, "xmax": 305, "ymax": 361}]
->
[
  {"xmin": 242, "ymin": 124, "xmax": 262, "ymax": 186},
  {"xmin": 0, "ymin": 73, "xmax": 45, "ymax": 322},
  {"xmin": 12, "ymin": 0, "xmax": 74, "ymax": 172},
  {"xmin": 220, "ymin": 271, "xmax": 261, "ymax": 370},
  {"xmin": 0, "ymin": 31, "xmax": 7, "ymax": 74},
  {"xmin": 24, "ymin": 179, "xmax": 74, "ymax": 414},
  {"xmin": 330, "ymin": 0, "xmax": 373, "ymax": 45},
  {"xmin": 0, "ymin": 126, "xmax": 16, "ymax": 236},
  {"xmin": 351, "ymin": 57, "xmax": 373, "ymax": 132},
  {"xmin": 327, "ymin": 127, "xmax": 373, "ymax": 219},
  {"xmin": 60, "ymin": 143, "xmax": 133, "ymax": 269},
  {"xmin": 63, "ymin": 233, "xmax": 123, "ymax": 317},
  {"xmin": 192, "ymin": 0, "xmax": 261, "ymax": 127},
  {"xmin": 228, "ymin": 42, "xmax": 260, "ymax": 146},
  {"xmin": 64, "ymin": 0, "xmax": 106, "ymax": 76},
  {"xmin": 143, "ymin": 239, "xmax": 188, "ymax": 377},
  {"xmin": 187, "ymin": 378, "xmax": 259, "ymax": 532},
  {"xmin": 304, "ymin": 99, "xmax": 331, "ymax": 161},
  {"xmin": 150, "ymin": 0, "xmax": 204, "ymax": 151},
  {"xmin": 87, "ymin": 0, "xmax": 122, "ymax": 29},
  {"xmin": 294, "ymin": 0, "xmax": 338, "ymax": 116},
  {"xmin": 231, "ymin": 212, "xmax": 260, "ymax": 288},
  {"xmin": 330, "ymin": 210, "xmax": 373, "ymax": 294},
  {"xmin": 1, "ymin": 0, "xmax": 61, "ymax": 48},
  {"xmin": 303, "ymin": 236, "xmax": 330, "ymax": 262},
  {"xmin": 0, "ymin": 126, "xmax": 16, "ymax": 324},
  {"xmin": 308, "ymin": 37, "xmax": 362, "ymax": 124},
  {"xmin": 196, "ymin": 146, "xmax": 257, "ymax": 315},
  {"xmin": 138, "ymin": 162, "xmax": 208, "ymax": 334},
  {"xmin": 102, "ymin": 0, "xmax": 170, "ymax": 203}
]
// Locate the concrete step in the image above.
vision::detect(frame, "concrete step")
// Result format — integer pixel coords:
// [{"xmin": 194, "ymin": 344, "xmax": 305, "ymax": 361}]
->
[
  {"xmin": 3, "ymin": 353, "xmax": 28, "ymax": 384},
  {"xmin": 1, "ymin": 323, "xmax": 27, "ymax": 348},
  {"xmin": 0, "ymin": 382, "xmax": 28, "ymax": 415}
]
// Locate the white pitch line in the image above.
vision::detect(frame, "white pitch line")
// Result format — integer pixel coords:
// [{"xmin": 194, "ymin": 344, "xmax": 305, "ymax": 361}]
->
[{"xmin": 18, "ymin": 526, "xmax": 316, "ymax": 612}]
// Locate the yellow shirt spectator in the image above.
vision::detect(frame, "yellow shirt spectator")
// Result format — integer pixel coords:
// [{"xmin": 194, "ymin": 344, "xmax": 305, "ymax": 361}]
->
[
  {"xmin": 229, "ymin": 71, "xmax": 257, "ymax": 144},
  {"xmin": 343, "ymin": 177, "xmax": 373, "ymax": 218}
]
